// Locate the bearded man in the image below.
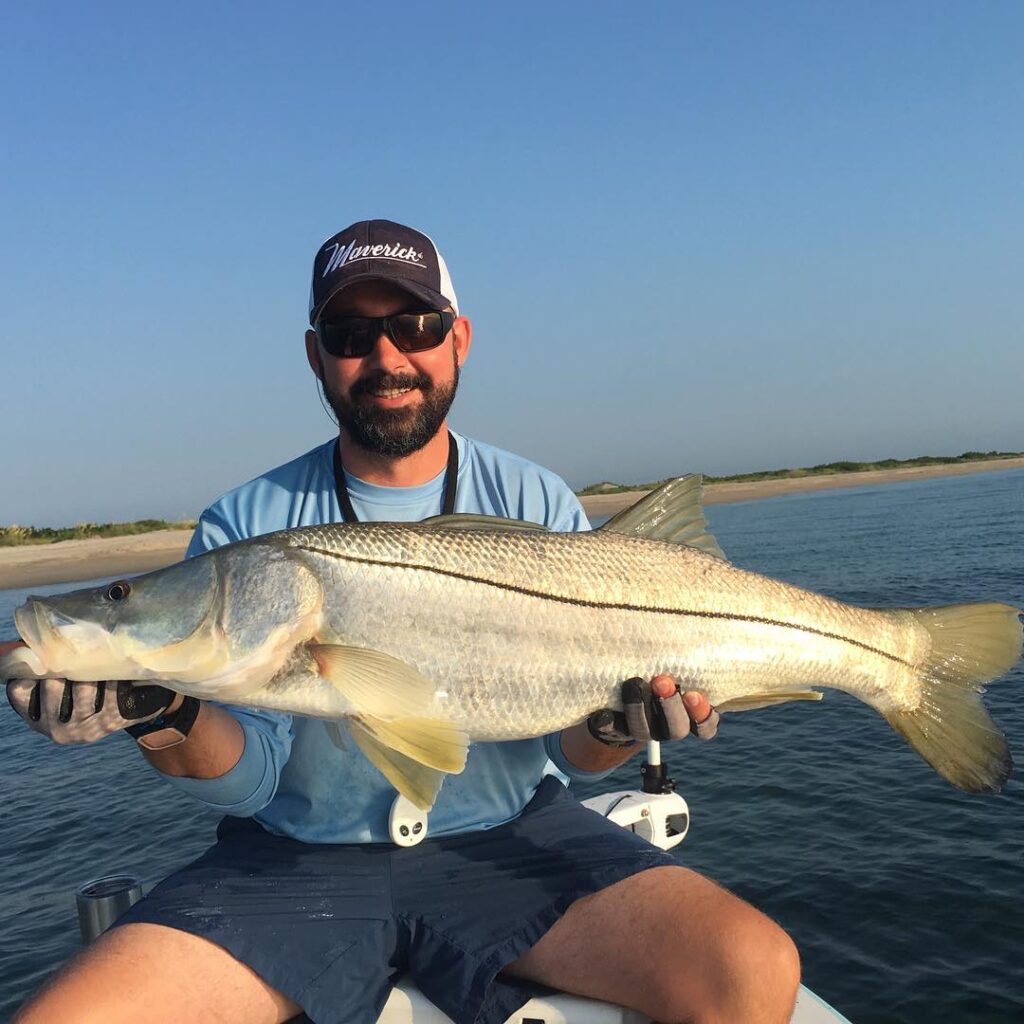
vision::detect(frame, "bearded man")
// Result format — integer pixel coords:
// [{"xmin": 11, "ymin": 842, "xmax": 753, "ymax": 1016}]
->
[{"xmin": 8, "ymin": 220, "xmax": 800, "ymax": 1024}]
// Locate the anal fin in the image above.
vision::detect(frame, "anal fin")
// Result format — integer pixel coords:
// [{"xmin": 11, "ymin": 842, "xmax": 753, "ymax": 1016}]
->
[{"xmin": 717, "ymin": 690, "xmax": 823, "ymax": 713}]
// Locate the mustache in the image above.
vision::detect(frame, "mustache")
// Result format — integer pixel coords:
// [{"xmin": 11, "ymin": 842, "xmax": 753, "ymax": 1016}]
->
[{"xmin": 351, "ymin": 371, "xmax": 433, "ymax": 398}]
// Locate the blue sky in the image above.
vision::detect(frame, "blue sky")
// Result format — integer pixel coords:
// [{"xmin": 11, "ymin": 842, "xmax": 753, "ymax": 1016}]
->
[{"xmin": 2, "ymin": 1, "xmax": 1021, "ymax": 526}]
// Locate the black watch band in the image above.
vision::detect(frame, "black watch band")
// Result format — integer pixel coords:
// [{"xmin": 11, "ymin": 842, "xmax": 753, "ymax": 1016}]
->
[{"xmin": 126, "ymin": 696, "xmax": 201, "ymax": 749}]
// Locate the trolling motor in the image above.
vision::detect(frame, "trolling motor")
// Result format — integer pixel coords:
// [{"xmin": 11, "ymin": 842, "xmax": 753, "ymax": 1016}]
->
[
  {"xmin": 640, "ymin": 738, "xmax": 677, "ymax": 795},
  {"xmin": 579, "ymin": 741, "xmax": 690, "ymax": 850}
]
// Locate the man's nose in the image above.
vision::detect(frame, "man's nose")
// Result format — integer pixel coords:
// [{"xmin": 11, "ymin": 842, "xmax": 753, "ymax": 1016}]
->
[{"xmin": 363, "ymin": 329, "xmax": 410, "ymax": 370}]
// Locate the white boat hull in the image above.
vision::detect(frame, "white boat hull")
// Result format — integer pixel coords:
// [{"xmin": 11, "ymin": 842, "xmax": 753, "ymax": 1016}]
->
[{"xmin": 377, "ymin": 976, "xmax": 852, "ymax": 1024}]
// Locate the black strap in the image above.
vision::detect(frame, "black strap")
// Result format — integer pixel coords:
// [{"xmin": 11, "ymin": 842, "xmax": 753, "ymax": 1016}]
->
[
  {"xmin": 125, "ymin": 695, "xmax": 201, "ymax": 741},
  {"xmin": 332, "ymin": 440, "xmax": 360, "ymax": 523},
  {"xmin": 332, "ymin": 431, "xmax": 459, "ymax": 523}
]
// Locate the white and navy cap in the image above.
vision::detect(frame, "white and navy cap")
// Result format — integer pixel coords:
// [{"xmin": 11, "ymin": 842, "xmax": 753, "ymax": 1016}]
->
[{"xmin": 309, "ymin": 219, "xmax": 459, "ymax": 325}]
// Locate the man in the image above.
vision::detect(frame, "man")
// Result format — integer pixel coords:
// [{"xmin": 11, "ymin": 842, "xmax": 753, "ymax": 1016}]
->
[{"xmin": 7, "ymin": 220, "xmax": 800, "ymax": 1024}]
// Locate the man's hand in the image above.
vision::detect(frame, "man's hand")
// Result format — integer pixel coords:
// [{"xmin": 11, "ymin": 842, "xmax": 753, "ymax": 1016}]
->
[
  {"xmin": 6, "ymin": 673, "xmax": 180, "ymax": 745},
  {"xmin": 587, "ymin": 674, "xmax": 720, "ymax": 746},
  {"xmin": 559, "ymin": 673, "xmax": 719, "ymax": 773},
  {"xmin": 1, "ymin": 639, "xmax": 244, "ymax": 779}
]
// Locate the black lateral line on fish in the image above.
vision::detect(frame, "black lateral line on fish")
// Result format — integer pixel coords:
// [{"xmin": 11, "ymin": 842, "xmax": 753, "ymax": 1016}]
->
[{"xmin": 296, "ymin": 545, "xmax": 913, "ymax": 668}]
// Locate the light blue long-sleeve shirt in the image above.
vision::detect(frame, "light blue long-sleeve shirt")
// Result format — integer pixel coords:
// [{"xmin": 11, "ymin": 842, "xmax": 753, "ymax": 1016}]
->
[{"xmin": 163, "ymin": 431, "xmax": 610, "ymax": 842}]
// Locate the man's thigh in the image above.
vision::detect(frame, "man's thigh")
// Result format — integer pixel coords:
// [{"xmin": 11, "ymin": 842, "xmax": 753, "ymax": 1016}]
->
[
  {"xmin": 504, "ymin": 864, "xmax": 801, "ymax": 1024},
  {"xmin": 14, "ymin": 922, "xmax": 302, "ymax": 1024}
]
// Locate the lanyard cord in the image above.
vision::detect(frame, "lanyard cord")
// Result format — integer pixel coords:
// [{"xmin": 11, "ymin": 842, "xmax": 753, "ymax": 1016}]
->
[{"xmin": 332, "ymin": 431, "xmax": 459, "ymax": 523}]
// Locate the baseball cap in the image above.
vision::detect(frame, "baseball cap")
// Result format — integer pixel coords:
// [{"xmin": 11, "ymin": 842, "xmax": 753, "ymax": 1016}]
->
[{"xmin": 309, "ymin": 219, "xmax": 459, "ymax": 325}]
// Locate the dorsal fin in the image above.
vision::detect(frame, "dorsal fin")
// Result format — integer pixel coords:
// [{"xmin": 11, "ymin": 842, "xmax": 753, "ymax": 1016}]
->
[
  {"xmin": 597, "ymin": 474, "xmax": 725, "ymax": 559},
  {"xmin": 419, "ymin": 513, "xmax": 549, "ymax": 533}
]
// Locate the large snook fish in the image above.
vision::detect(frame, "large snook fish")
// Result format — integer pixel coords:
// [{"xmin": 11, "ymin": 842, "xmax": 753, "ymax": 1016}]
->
[{"xmin": 2, "ymin": 477, "xmax": 1020, "ymax": 809}]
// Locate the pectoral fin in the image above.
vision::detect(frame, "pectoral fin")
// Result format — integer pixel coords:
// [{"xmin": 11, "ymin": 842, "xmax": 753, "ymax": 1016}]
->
[
  {"xmin": 717, "ymin": 690, "xmax": 824, "ymax": 713},
  {"xmin": 311, "ymin": 643, "xmax": 440, "ymax": 715},
  {"xmin": 348, "ymin": 721, "xmax": 450, "ymax": 810}
]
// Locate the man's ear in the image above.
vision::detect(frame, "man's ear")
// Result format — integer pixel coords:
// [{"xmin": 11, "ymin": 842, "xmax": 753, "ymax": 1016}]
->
[
  {"xmin": 305, "ymin": 330, "xmax": 324, "ymax": 380},
  {"xmin": 452, "ymin": 316, "xmax": 472, "ymax": 368}
]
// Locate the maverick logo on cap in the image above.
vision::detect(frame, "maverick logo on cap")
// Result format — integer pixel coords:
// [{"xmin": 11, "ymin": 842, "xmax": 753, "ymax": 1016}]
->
[
  {"xmin": 321, "ymin": 239, "xmax": 427, "ymax": 277},
  {"xmin": 310, "ymin": 219, "xmax": 459, "ymax": 324}
]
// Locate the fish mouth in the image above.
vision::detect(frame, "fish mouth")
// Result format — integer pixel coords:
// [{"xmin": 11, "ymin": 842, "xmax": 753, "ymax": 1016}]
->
[
  {"xmin": 14, "ymin": 599, "xmax": 84, "ymax": 673},
  {"xmin": 14, "ymin": 599, "xmax": 46, "ymax": 654}
]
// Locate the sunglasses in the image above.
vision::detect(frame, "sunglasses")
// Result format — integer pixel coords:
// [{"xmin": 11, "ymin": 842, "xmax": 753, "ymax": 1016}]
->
[{"xmin": 315, "ymin": 311, "xmax": 456, "ymax": 358}]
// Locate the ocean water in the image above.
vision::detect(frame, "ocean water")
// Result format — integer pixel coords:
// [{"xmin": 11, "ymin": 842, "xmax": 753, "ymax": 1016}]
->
[{"xmin": 1, "ymin": 469, "xmax": 1022, "ymax": 1023}]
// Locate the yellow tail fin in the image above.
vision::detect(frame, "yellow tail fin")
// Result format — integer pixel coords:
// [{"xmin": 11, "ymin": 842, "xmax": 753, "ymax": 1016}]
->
[{"xmin": 882, "ymin": 602, "xmax": 1021, "ymax": 793}]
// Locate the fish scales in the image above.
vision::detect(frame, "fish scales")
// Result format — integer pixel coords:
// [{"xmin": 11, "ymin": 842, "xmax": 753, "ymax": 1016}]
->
[{"xmin": 246, "ymin": 523, "xmax": 931, "ymax": 736}]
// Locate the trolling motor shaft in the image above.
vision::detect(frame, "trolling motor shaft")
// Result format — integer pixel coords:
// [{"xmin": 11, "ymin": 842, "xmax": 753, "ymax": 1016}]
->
[
  {"xmin": 640, "ymin": 740, "xmax": 676, "ymax": 794},
  {"xmin": 75, "ymin": 874, "xmax": 143, "ymax": 944}
]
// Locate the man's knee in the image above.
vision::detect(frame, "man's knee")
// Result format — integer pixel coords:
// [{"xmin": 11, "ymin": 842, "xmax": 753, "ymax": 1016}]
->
[
  {"xmin": 702, "ymin": 910, "xmax": 799, "ymax": 1022},
  {"xmin": 735, "ymin": 917, "xmax": 801, "ymax": 1014},
  {"xmin": 653, "ymin": 906, "xmax": 801, "ymax": 1024}
]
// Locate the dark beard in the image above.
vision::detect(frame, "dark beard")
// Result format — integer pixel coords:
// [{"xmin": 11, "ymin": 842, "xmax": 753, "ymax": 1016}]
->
[{"xmin": 324, "ymin": 362, "xmax": 460, "ymax": 458}]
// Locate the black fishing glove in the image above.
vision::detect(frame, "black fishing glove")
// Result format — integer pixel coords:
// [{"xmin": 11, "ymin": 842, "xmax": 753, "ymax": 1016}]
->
[
  {"xmin": 6, "ymin": 677, "xmax": 179, "ymax": 745},
  {"xmin": 587, "ymin": 677, "xmax": 720, "ymax": 746}
]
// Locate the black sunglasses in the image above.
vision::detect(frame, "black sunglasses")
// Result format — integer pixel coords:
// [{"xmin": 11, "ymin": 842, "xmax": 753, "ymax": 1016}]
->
[{"xmin": 315, "ymin": 311, "xmax": 456, "ymax": 358}]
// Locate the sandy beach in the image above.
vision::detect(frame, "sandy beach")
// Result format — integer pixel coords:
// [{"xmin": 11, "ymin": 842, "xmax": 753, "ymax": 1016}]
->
[
  {"xmin": 579, "ymin": 455, "xmax": 1024, "ymax": 517},
  {"xmin": 0, "ymin": 530, "xmax": 195, "ymax": 590},
  {"xmin": 2, "ymin": 457, "xmax": 1021, "ymax": 591}
]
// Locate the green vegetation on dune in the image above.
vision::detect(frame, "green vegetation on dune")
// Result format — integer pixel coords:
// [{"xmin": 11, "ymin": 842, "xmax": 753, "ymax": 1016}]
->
[
  {"xmin": 578, "ymin": 450, "xmax": 1024, "ymax": 496},
  {"xmin": 5, "ymin": 450, "xmax": 1021, "ymax": 540},
  {"xmin": 0, "ymin": 520, "xmax": 197, "ymax": 548}
]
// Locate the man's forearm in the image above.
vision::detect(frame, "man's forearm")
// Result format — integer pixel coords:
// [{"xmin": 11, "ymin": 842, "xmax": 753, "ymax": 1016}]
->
[
  {"xmin": 558, "ymin": 721, "xmax": 640, "ymax": 773},
  {"xmin": 139, "ymin": 701, "xmax": 246, "ymax": 779}
]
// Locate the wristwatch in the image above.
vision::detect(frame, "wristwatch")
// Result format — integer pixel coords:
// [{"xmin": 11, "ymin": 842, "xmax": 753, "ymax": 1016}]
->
[{"xmin": 126, "ymin": 696, "xmax": 202, "ymax": 750}]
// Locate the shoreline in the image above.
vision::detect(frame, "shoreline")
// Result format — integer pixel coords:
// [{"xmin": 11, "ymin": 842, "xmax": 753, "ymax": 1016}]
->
[
  {"xmin": 578, "ymin": 455, "xmax": 1024, "ymax": 517},
  {"xmin": 1, "ymin": 457, "xmax": 1021, "ymax": 591},
  {"xmin": 0, "ymin": 530, "xmax": 195, "ymax": 590}
]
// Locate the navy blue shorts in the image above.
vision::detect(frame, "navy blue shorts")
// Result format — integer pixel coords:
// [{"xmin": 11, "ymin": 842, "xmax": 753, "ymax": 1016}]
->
[{"xmin": 116, "ymin": 778, "xmax": 676, "ymax": 1024}]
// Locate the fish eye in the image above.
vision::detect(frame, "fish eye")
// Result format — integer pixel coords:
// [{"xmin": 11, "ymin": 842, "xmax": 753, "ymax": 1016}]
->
[{"xmin": 106, "ymin": 581, "xmax": 132, "ymax": 602}]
